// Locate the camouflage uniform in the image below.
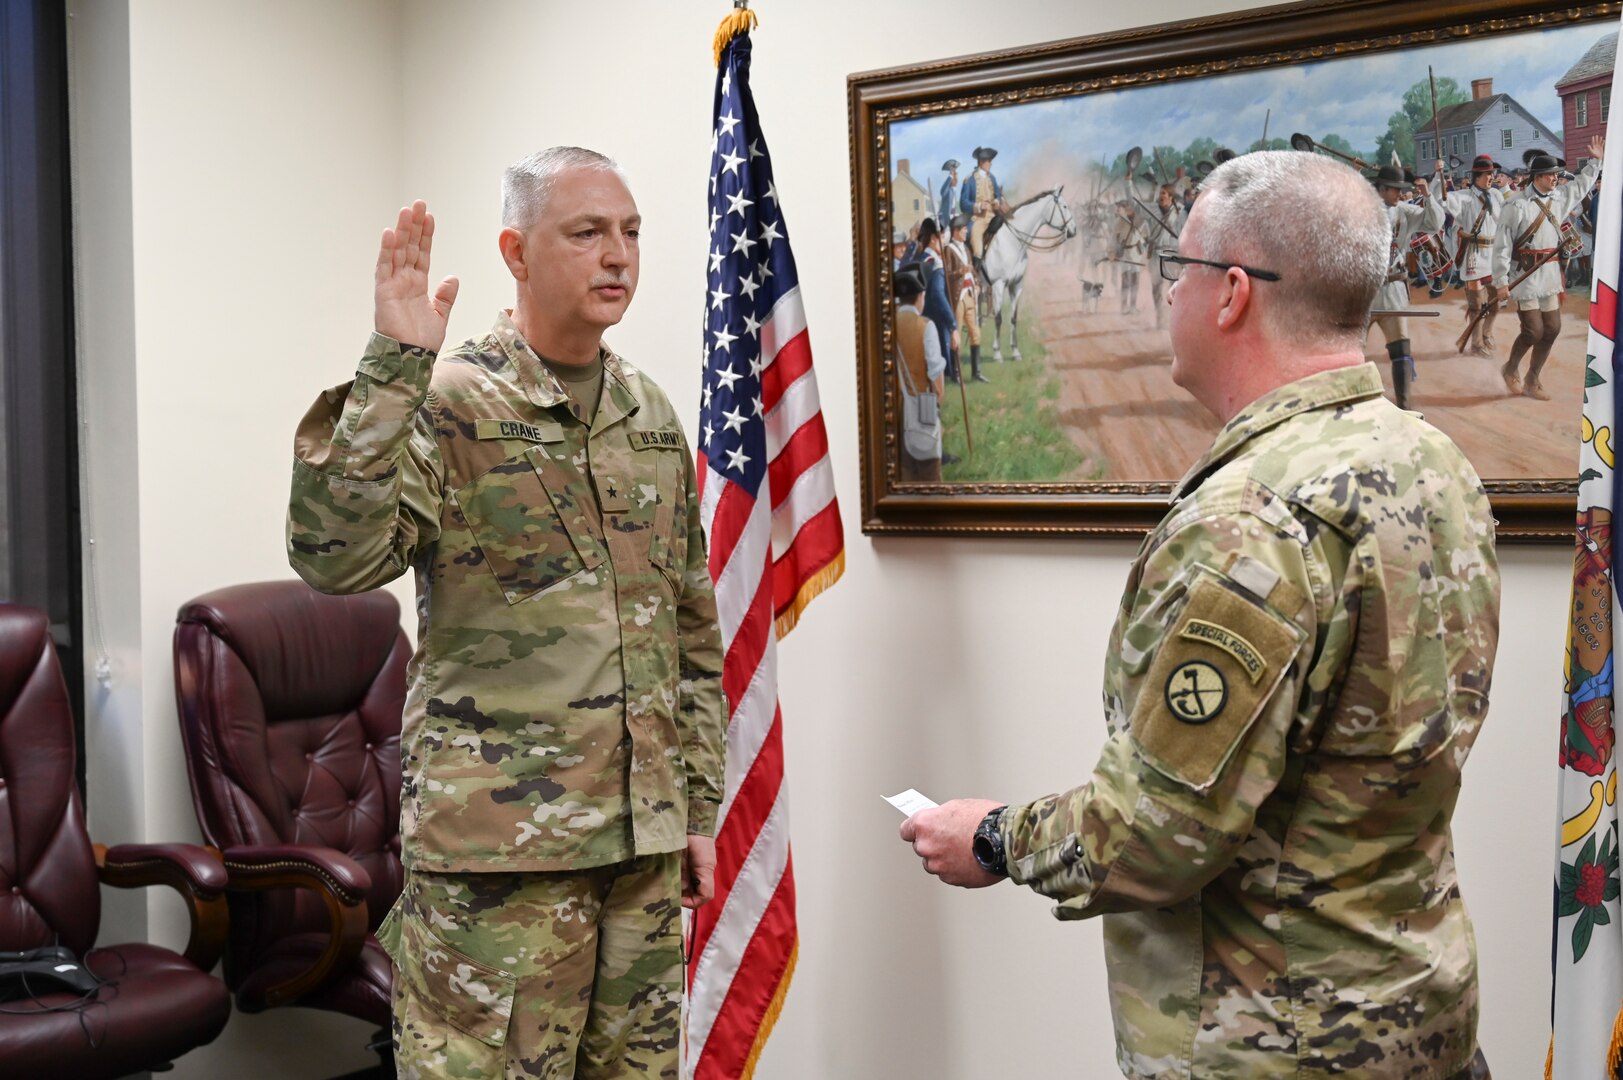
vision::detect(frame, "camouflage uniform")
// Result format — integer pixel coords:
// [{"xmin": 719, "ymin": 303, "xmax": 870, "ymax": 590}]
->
[
  {"xmin": 288, "ymin": 312, "xmax": 725, "ymax": 1078},
  {"xmin": 997, "ymin": 364, "xmax": 1499, "ymax": 1079},
  {"xmin": 390, "ymin": 854, "xmax": 682, "ymax": 1080}
]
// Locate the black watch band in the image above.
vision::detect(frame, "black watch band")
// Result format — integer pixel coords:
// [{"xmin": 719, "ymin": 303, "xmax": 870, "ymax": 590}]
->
[{"xmin": 971, "ymin": 805, "xmax": 1009, "ymax": 877}]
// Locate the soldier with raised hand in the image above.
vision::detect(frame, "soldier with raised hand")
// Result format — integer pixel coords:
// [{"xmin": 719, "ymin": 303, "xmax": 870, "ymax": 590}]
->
[
  {"xmin": 902, "ymin": 150, "xmax": 1499, "ymax": 1080},
  {"xmin": 1491, "ymin": 137, "xmax": 1604, "ymax": 400},
  {"xmin": 288, "ymin": 146, "xmax": 725, "ymax": 1079}
]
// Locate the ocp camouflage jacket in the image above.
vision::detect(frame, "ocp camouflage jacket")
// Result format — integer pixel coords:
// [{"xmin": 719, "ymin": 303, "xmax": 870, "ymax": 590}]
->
[
  {"xmin": 288, "ymin": 311, "xmax": 725, "ymax": 873},
  {"xmin": 1001, "ymin": 363, "xmax": 1499, "ymax": 1079}
]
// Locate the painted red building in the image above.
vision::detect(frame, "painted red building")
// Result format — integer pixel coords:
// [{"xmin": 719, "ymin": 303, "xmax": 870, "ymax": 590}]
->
[{"xmin": 1557, "ymin": 30, "xmax": 1615, "ymax": 168}]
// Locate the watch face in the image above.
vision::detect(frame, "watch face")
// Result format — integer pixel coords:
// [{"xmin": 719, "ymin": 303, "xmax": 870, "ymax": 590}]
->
[{"xmin": 972, "ymin": 833, "xmax": 996, "ymax": 870}]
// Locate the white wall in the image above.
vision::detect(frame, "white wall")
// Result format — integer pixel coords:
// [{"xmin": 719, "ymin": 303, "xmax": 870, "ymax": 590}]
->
[
  {"xmin": 70, "ymin": 1, "xmax": 1563, "ymax": 1077},
  {"xmin": 73, "ymin": 0, "xmax": 405, "ymax": 1072}
]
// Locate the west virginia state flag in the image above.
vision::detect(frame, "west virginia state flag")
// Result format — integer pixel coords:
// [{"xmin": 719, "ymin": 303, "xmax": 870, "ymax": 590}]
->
[{"xmin": 1552, "ymin": 36, "xmax": 1623, "ymax": 1079}]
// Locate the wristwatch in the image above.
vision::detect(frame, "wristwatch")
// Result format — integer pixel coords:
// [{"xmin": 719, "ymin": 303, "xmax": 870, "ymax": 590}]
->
[{"xmin": 971, "ymin": 805, "xmax": 1009, "ymax": 877}]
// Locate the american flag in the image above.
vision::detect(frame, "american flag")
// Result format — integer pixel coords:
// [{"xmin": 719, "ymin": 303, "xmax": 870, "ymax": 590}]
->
[{"xmin": 685, "ymin": 24, "xmax": 844, "ymax": 1080}]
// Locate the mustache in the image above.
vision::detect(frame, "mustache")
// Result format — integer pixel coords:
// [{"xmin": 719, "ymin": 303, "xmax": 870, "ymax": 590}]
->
[{"xmin": 590, "ymin": 274, "xmax": 631, "ymax": 289}]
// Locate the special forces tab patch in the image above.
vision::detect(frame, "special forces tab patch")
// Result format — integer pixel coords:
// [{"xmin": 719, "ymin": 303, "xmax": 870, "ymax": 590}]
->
[
  {"xmin": 1179, "ymin": 620, "xmax": 1265, "ymax": 683},
  {"xmin": 1130, "ymin": 573, "xmax": 1307, "ymax": 793}
]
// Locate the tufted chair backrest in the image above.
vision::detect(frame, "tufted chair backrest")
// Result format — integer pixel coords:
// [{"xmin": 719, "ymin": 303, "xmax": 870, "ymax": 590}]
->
[
  {"xmin": 173, "ymin": 581, "xmax": 407, "ymax": 982},
  {"xmin": 0, "ymin": 604, "xmax": 99, "ymax": 958}
]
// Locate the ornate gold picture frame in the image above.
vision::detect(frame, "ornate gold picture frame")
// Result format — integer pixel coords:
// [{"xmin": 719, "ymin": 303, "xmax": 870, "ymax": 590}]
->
[{"xmin": 850, "ymin": 0, "xmax": 1619, "ymax": 539}]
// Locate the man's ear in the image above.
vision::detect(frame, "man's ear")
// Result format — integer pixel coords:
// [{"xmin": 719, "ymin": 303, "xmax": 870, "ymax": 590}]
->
[
  {"xmin": 498, "ymin": 226, "xmax": 528, "ymax": 282},
  {"xmin": 1214, "ymin": 268, "xmax": 1252, "ymax": 331}
]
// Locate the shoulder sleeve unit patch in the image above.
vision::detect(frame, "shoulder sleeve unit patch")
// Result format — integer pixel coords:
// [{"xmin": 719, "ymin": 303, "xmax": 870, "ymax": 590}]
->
[{"xmin": 1129, "ymin": 572, "xmax": 1308, "ymax": 793}]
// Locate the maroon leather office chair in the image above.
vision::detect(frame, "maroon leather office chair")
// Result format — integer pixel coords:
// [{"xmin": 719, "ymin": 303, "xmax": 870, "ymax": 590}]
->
[
  {"xmin": 173, "ymin": 581, "xmax": 407, "ymax": 1048},
  {"xmin": 0, "ymin": 603, "xmax": 230, "ymax": 1078}
]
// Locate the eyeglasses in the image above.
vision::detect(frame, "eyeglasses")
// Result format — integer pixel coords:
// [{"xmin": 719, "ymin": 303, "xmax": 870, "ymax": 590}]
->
[{"xmin": 1158, "ymin": 253, "xmax": 1283, "ymax": 283}]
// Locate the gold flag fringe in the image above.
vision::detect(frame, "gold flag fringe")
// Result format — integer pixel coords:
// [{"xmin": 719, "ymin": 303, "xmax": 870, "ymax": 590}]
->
[
  {"xmin": 737, "ymin": 938, "xmax": 797, "ymax": 1080},
  {"xmin": 774, "ymin": 550, "xmax": 845, "ymax": 641},
  {"xmin": 1549, "ymin": 1001, "xmax": 1623, "ymax": 1079},
  {"xmin": 713, "ymin": 8, "xmax": 759, "ymax": 67},
  {"xmin": 1610, "ymin": 998, "xmax": 1623, "ymax": 1077}
]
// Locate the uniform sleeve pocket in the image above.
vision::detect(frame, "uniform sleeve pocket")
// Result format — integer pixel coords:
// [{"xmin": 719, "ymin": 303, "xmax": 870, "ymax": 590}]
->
[
  {"xmin": 397, "ymin": 907, "xmax": 516, "ymax": 1050},
  {"xmin": 453, "ymin": 443, "xmax": 604, "ymax": 606},
  {"xmin": 1129, "ymin": 572, "xmax": 1307, "ymax": 793}
]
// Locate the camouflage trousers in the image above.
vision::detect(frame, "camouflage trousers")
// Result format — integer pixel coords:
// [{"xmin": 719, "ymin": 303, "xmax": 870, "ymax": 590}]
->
[{"xmin": 388, "ymin": 852, "xmax": 683, "ymax": 1080}]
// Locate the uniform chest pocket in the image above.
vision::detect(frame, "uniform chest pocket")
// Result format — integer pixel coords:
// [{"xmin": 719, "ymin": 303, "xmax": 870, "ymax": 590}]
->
[
  {"xmin": 628, "ymin": 429, "xmax": 690, "ymax": 582},
  {"xmin": 452, "ymin": 435, "xmax": 605, "ymax": 606}
]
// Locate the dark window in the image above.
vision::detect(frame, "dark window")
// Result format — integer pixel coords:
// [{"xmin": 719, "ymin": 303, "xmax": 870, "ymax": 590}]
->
[
  {"xmin": 0, "ymin": 1, "xmax": 84, "ymax": 771},
  {"xmin": 1604, "ymin": 87, "xmax": 1612, "ymax": 124},
  {"xmin": 1578, "ymin": 95, "xmax": 1589, "ymax": 129}
]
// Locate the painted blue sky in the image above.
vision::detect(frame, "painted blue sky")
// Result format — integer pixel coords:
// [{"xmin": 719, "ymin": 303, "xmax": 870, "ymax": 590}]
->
[{"xmin": 893, "ymin": 21, "xmax": 1608, "ymax": 194}]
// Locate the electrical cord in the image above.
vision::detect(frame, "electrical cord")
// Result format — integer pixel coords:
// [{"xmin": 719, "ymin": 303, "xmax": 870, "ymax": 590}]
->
[{"xmin": 0, "ymin": 947, "xmax": 125, "ymax": 1050}]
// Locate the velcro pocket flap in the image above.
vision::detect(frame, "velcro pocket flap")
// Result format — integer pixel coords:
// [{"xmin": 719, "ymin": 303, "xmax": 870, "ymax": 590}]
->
[
  {"xmin": 398, "ymin": 908, "xmax": 517, "ymax": 1049},
  {"xmin": 1129, "ymin": 570, "xmax": 1307, "ymax": 793}
]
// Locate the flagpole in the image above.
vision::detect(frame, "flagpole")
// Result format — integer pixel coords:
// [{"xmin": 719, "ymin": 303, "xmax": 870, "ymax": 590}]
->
[{"xmin": 692, "ymin": 5, "xmax": 844, "ymax": 1077}]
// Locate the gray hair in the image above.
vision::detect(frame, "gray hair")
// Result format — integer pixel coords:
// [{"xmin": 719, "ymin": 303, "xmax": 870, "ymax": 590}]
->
[
  {"xmin": 1194, "ymin": 150, "xmax": 1387, "ymax": 347},
  {"xmin": 501, "ymin": 146, "xmax": 628, "ymax": 231}
]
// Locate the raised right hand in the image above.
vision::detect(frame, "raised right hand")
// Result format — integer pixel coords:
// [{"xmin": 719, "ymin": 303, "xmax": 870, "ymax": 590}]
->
[{"xmin": 375, "ymin": 200, "xmax": 459, "ymax": 353}]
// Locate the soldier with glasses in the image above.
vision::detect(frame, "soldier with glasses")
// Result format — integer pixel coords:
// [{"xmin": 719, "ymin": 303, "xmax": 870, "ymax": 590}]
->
[{"xmin": 901, "ymin": 150, "xmax": 1498, "ymax": 1080}]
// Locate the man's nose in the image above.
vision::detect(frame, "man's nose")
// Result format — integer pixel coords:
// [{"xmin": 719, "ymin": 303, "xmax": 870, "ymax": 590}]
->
[{"xmin": 603, "ymin": 233, "xmax": 631, "ymax": 267}]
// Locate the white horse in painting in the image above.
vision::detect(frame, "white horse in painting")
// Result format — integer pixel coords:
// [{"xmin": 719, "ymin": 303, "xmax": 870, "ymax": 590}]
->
[{"xmin": 981, "ymin": 187, "xmax": 1077, "ymax": 361}]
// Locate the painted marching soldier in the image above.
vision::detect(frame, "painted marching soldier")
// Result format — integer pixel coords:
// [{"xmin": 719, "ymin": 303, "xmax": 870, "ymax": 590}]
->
[
  {"xmin": 892, "ymin": 266, "xmax": 945, "ymax": 482},
  {"xmin": 1112, "ymin": 199, "xmax": 1152, "ymax": 315},
  {"xmin": 916, "ymin": 217, "xmax": 960, "ymax": 383},
  {"xmin": 1370, "ymin": 164, "xmax": 1442, "ymax": 411},
  {"xmin": 1491, "ymin": 138, "xmax": 1604, "ymax": 401},
  {"xmin": 944, "ymin": 214, "xmax": 987, "ymax": 382},
  {"xmin": 1146, "ymin": 183, "xmax": 1184, "ymax": 330},
  {"xmin": 960, "ymin": 146, "xmax": 1009, "ymax": 263},
  {"xmin": 939, "ymin": 160, "xmax": 960, "ymax": 236},
  {"xmin": 1432, "ymin": 155, "xmax": 1504, "ymax": 357}
]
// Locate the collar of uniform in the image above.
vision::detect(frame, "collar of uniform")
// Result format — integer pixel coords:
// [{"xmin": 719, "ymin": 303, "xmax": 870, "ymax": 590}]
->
[
  {"xmin": 1171, "ymin": 363, "xmax": 1386, "ymax": 501},
  {"xmin": 492, "ymin": 310, "xmax": 572, "ymax": 410},
  {"xmin": 594, "ymin": 349, "xmax": 640, "ymax": 431}
]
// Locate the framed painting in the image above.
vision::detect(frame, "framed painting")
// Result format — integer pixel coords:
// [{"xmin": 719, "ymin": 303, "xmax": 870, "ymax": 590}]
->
[{"xmin": 849, "ymin": 0, "xmax": 1619, "ymax": 539}]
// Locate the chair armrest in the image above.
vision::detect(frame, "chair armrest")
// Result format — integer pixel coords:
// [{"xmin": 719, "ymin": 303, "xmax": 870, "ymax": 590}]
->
[
  {"xmin": 94, "ymin": 842, "xmax": 229, "ymax": 972},
  {"xmin": 220, "ymin": 844, "xmax": 372, "ymax": 1007}
]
